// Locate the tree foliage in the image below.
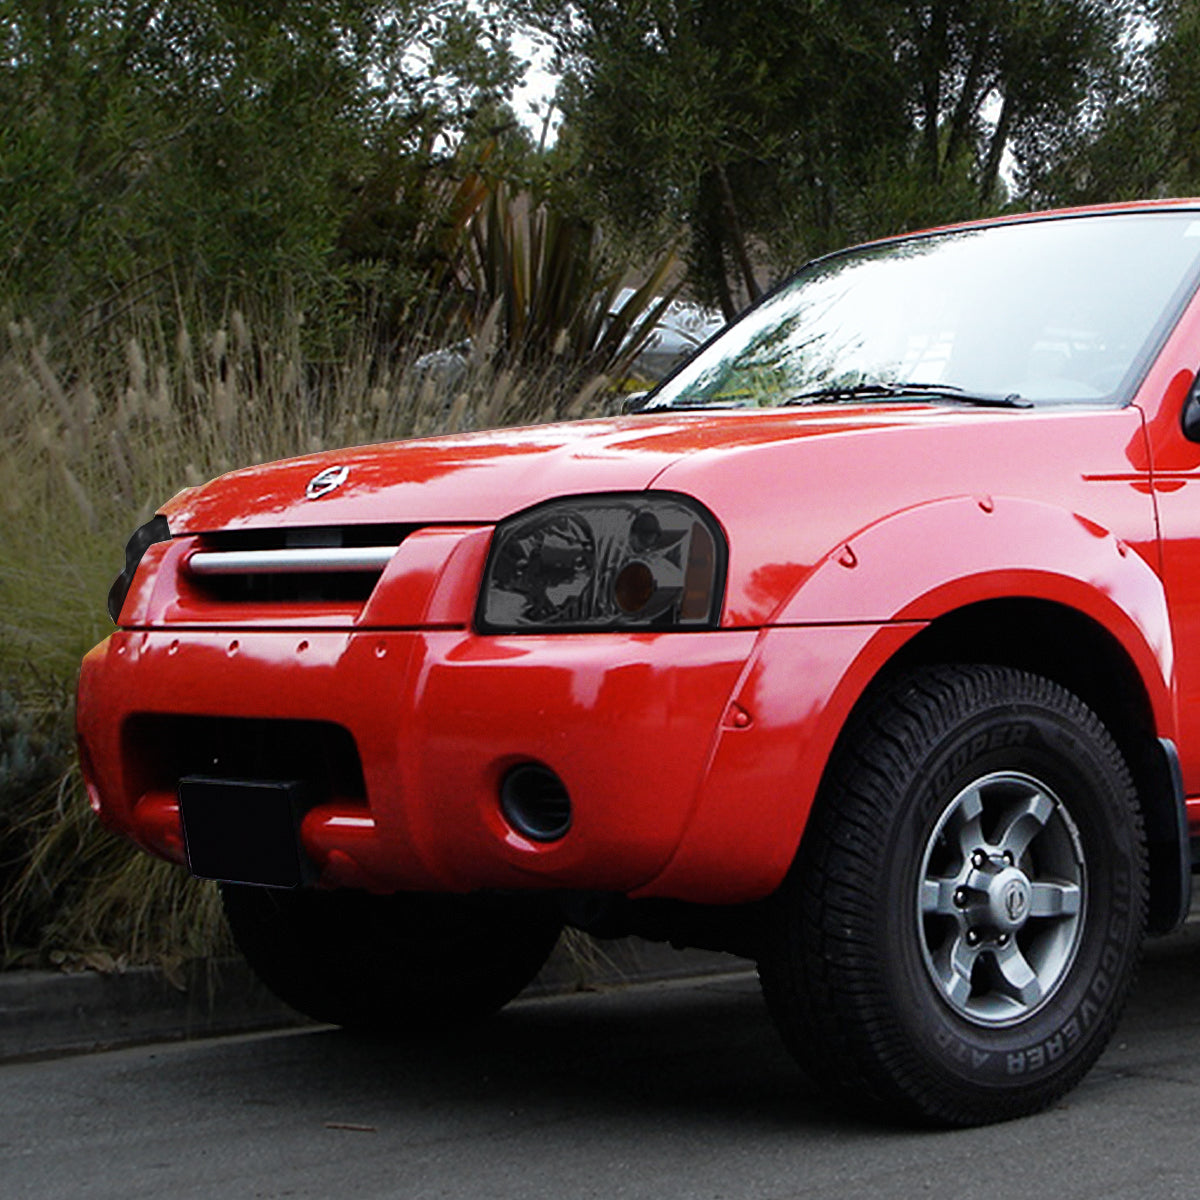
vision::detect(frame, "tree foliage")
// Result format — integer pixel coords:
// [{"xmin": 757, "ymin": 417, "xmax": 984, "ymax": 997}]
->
[
  {"xmin": 0, "ymin": 1, "xmax": 524, "ymax": 327},
  {"xmin": 1035, "ymin": 1, "xmax": 1200, "ymax": 205},
  {"xmin": 532, "ymin": 0, "xmax": 1133, "ymax": 316},
  {"xmin": 0, "ymin": 2, "xmax": 1183, "ymax": 347}
]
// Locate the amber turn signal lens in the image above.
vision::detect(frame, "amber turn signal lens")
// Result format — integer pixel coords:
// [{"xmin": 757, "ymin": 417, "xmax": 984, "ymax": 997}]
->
[{"xmin": 681, "ymin": 521, "xmax": 716, "ymax": 622}]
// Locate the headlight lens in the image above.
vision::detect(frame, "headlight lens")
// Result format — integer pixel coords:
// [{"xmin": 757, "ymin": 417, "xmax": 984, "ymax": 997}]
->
[
  {"xmin": 478, "ymin": 494, "xmax": 726, "ymax": 632},
  {"xmin": 107, "ymin": 514, "xmax": 172, "ymax": 623}
]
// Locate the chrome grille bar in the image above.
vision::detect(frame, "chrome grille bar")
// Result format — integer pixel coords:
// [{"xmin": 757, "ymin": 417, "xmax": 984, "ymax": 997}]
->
[{"xmin": 187, "ymin": 546, "xmax": 397, "ymax": 576}]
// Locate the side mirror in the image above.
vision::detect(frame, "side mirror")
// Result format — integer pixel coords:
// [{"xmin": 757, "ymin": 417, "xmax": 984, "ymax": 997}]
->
[{"xmin": 1183, "ymin": 376, "xmax": 1200, "ymax": 443}]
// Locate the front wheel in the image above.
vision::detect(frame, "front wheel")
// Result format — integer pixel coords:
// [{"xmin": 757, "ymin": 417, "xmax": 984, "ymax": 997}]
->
[
  {"xmin": 222, "ymin": 884, "xmax": 563, "ymax": 1030},
  {"xmin": 758, "ymin": 665, "xmax": 1148, "ymax": 1126}
]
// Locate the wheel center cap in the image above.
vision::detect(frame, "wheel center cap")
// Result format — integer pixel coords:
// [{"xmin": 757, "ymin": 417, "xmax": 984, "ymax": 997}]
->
[{"xmin": 988, "ymin": 868, "xmax": 1032, "ymax": 931}]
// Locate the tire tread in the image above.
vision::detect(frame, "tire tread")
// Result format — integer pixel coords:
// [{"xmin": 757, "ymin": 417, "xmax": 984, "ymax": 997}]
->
[{"xmin": 758, "ymin": 664, "xmax": 1147, "ymax": 1126}]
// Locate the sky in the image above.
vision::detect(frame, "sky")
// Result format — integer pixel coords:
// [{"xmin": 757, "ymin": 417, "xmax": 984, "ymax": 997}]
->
[{"xmin": 510, "ymin": 28, "xmax": 561, "ymax": 145}]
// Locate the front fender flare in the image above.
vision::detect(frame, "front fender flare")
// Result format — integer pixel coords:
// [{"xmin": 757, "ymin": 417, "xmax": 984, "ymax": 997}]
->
[
  {"xmin": 776, "ymin": 495, "xmax": 1173, "ymax": 727},
  {"xmin": 639, "ymin": 496, "xmax": 1175, "ymax": 905}
]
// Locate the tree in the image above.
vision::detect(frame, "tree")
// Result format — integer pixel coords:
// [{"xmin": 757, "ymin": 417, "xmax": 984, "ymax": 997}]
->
[
  {"xmin": 531, "ymin": 0, "xmax": 1134, "ymax": 316},
  {"xmin": 531, "ymin": 1, "xmax": 909, "ymax": 317},
  {"xmin": 1033, "ymin": 1, "xmax": 1200, "ymax": 206},
  {"xmin": 894, "ymin": 1, "xmax": 1128, "ymax": 203},
  {"xmin": 0, "ymin": 2, "xmax": 524, "ymax": 325}
]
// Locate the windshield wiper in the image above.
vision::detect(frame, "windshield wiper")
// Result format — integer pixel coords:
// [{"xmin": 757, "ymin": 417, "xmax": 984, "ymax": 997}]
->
[
  {"xmin": 634, "ymin": 396, "xmax": 751, "ymax": 412},
  {"xmin": 782, "ymin": 382, "xmax": 1032, "ymax": 409}
]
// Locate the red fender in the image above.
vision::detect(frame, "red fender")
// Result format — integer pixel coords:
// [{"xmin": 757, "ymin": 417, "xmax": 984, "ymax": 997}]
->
[{"xmin": 640, "ymin": 495, "xmax": 1174, "ymax": 903}]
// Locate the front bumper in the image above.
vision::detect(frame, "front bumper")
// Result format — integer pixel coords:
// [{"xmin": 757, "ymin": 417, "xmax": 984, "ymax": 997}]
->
[{"xmin": 77, "ymin": 626, "xmax": 759, "ymax": 897}]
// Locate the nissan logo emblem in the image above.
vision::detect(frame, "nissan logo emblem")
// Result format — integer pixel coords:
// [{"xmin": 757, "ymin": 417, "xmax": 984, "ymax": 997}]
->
[
  {"xmin": 305, "ymin": 465, "xmax": 350, "ymax": 500},
  {"xmin": 1003, "ymin": 880, "xmax": 1028, "ymax": 923}
]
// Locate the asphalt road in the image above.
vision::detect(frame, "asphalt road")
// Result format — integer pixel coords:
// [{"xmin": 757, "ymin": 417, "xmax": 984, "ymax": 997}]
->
[{"xmin": 3, "ymin": 924, "xmax": 1200, "ymax": 1200}]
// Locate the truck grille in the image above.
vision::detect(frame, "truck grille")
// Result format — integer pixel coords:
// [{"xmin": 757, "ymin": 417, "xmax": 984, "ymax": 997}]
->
[
  {"xmin": 122, "ymin": 715, "xmax": 368, "ymax": 804},
  {"xmin": 183, "ymin": 525, "xmax": 409, "ymax": 605}
]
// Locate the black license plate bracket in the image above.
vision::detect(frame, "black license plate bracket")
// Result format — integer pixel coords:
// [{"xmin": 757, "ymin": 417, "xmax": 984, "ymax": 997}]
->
[{"xmin": 178, "ymin": 776, "xmax": 314, "ymax": 888}]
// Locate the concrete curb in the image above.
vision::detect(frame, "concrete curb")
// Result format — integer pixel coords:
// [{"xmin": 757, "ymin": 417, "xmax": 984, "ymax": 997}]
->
[{"xmin": 0, "ymin": 939, "xmax": 748, "ymax": 1063}]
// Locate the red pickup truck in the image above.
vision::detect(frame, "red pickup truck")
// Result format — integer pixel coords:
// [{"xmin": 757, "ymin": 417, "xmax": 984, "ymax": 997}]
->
[{"xmin": 78, "ymin": 202, "xmax": 1200, "ymax": 1126}]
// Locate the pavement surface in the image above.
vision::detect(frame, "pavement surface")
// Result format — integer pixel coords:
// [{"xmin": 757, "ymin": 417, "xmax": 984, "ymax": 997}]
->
[
  {"xmin": 3, "ymin": 922, "xmax": 1200, "ymax": 1199},
  {"xmin": 0, "ymin": 939, "xmax": 739, "ymax": 1063}
]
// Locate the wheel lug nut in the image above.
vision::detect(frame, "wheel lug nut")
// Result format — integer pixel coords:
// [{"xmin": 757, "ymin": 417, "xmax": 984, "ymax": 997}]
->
[
  {"xmin": 1003, "ymin": 851, "xmax": 1014, "ymax": 866},
  {"xmin": 997, "ymin": 933, "xmax": 1009, "ymax": 947},
  {"xmin": 953, "ymin": 888, "xmax": 968, "ymax": 908},
  {"xmin": 971, "ymin": 850, "xmax": 988, "ymax": 869},
  {"xmin": 966, "ymin": 929, "xmax": 980, "ymax": 946}
]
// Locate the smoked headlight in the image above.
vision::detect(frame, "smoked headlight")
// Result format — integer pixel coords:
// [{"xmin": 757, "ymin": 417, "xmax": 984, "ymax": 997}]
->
[
  {"xmin": 107, "ymin": 514, "xmax": 172, "ymax": 623},
  {"xmin": 478, "ymin": 494, "xmax": 726, "ymax": 632}
]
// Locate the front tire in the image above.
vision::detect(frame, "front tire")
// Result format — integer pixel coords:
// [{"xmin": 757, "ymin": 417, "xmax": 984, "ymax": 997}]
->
[
  {"xmin": 758, "ymin": 665, "xmax": 1147, "ymax": 1126},
  {"xmin": 222, "ymin": 884, "xmax": 563, "ymax": 1030}
]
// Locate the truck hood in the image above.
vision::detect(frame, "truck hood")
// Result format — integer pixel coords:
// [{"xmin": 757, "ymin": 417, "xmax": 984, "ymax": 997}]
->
[
  {"xmin": 158, "ymin": 400, "xmax": 1149, "ymax": 628},
  {"xmin": 162, "ymin": 405, "xmax": 970, "ymax": 533}
]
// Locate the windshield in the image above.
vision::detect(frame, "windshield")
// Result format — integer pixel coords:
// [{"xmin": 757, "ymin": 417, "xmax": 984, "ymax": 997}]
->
[{"xmin": 647, "ymin": 212, "xmax": 1200, "ymax": 410}]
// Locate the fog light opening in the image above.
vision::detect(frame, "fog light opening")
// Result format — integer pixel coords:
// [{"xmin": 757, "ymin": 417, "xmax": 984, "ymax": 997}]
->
[{"xmin": 500, "ymin": 764, "xmax": 572, "ymax": 843}]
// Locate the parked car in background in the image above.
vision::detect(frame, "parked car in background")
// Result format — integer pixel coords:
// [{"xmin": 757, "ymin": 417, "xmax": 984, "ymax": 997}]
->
[
  {"xmin": 79, "ymin": 202, "xmax": 1200, "ymax": 1126},
  {"xmin": 412, "ymin": 290, "xmax": 724, "ymax": 395},
  {"xmin": 611, "ymin": 287, "xmax": 724, "ymax": 380}
]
